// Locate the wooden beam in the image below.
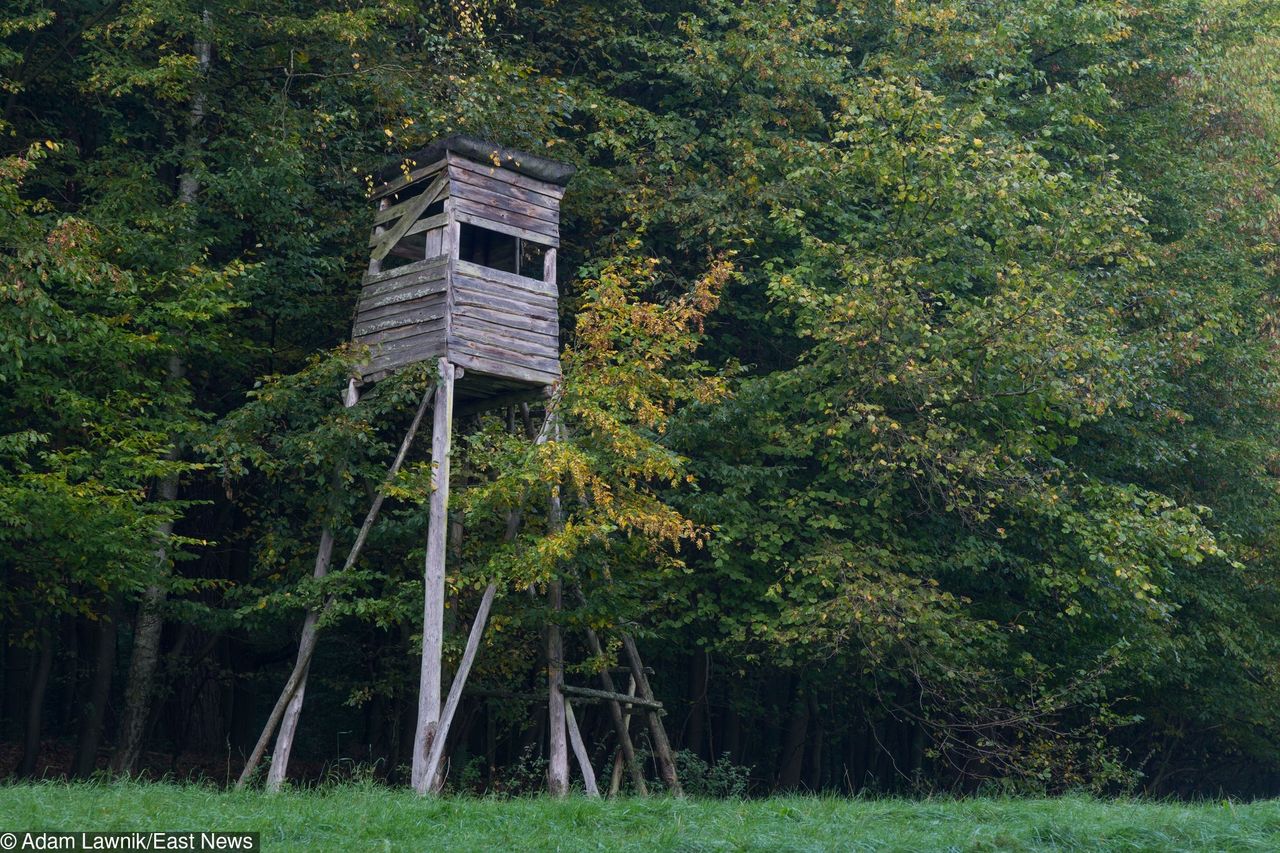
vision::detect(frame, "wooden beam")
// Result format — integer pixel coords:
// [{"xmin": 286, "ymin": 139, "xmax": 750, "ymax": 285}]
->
[
  {"xmin": 581, "ymin": 627, "xmax": 649, "ymax": 796},
  {"xmin": 622, "ymin": 633, "xmax": 683, "ymax": 796},
  {"xmin": 545, "ymin": 413, "xmax": 569, "ymax": 798},
  {"xmin": 369, "ymin": 157, "xmax": 447, "ymax": 201},
  {"xmin": 412, "ymin": 358, "xmax": 455, "ymax": 794},
  {"xmin": 559, "ymin": 683, "xmax": 663, "ymax": 711},
  {"xmin": 456, "ymin": 387, "xmax": 552, "ymax": 418},
  {"xmin": 371, "ymin": 174, "xmax": 448, "ymax": 262},
  {"xmin": 565, "ymin": 700, "xmax": 600, "ymax": 797},
  {"xmin": 454, "ymin": 209, "xmax": 560, "ymax": 248},
  {"xmin": 447, "ymin": 152, "xmax": 566, "ymax": 200},
  {"xmin": 235, "ymin": 383, "xmax": 435, "ymax": 790},
  {"xmin": 455, "ymin": 259, "xmax": 558, "ymax": 297},
  {"xmin": 265, "ymin": 462, "xmax": 343, "ymax": 793},
  {"xmin": 608, "ymin": 676, "xmax": 638, "ymax": 797},
  {"xmin": 547, "ymin": 577, "xmax": 569, "ymax": 797},
  {"xmin": 370, "ymin": 211, "xmax": 447, "ymax": 245},
  {"xmin": 423, "ymin": 582, "xmax": 497, "ymax": 793},
  {"xmin": 362, "ymin": 256, "xmax": 448, "ymax": 287}
]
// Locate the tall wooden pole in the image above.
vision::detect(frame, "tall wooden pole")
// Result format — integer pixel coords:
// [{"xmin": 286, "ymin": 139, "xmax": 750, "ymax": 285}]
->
[
  {"xmin": 412, "ymin": 357, "xmax": 455, "ymax": 793},
  {"xmin": 608, "ymin": 675, "xmax": 638, "ymax": 797},
  {"xmin": 546, "ymin": 578, "xmax": 569, "ymax": 795},
  {"xmin": 545, "ymin": 414, "xmax": 569, "ymax": 796}
]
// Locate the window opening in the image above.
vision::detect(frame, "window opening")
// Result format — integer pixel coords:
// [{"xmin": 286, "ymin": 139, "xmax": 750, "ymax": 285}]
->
[{"xmin": 458, "ymin": 222, "xmax": 550, "ymax": 278}]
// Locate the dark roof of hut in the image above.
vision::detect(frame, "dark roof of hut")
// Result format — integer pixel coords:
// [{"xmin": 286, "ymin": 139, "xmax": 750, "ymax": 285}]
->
[{"xmin": 373, "ymin": 135, "xmax": 576, "ymax": 187}]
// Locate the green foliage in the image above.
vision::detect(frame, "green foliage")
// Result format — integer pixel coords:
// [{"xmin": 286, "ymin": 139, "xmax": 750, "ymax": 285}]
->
[{"xmin": 6, "ymin": 0, "xmax": 1280, "ymax": 795}]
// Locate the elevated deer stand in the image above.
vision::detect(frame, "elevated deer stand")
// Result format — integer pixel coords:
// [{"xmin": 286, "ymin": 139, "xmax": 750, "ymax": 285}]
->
[
  {"xmin": 242, "ymin": 136, "xmax": 680, "ymax": 797},
  {"xmin": 357, "ymin": 136, "xmax": 571, "ymax": 794}
]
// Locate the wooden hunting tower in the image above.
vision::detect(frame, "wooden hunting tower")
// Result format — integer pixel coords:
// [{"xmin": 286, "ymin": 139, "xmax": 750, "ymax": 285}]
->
[
  {"xmin": 244, "ymin": 138, "xmax": 674, "ymax": 798},
  {"xmin": 353, "ymin": 135, "xmax": 575, "ymax": 399}
]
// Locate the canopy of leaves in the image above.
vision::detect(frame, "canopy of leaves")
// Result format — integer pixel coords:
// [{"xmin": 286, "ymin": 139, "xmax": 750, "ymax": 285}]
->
[{"xmin": 5, "ymin": 0, "xmax": 1280, "ymax": 795}]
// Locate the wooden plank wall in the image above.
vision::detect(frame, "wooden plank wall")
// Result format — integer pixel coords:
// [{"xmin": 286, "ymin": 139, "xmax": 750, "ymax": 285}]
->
[
  {"xmin": 449, "ymin": 259, "xmax": 560, "ymax": 386},
  {"xmin": 352, "ymin": 257, "xmax": 450, "ymax": 382},
  {"xmin": 446, "ymin": 153, "xmax": 563, "ymax": 247},
  {"xmin": 356, "ymin": 154, "xmax": 566, "ymax": 388}
]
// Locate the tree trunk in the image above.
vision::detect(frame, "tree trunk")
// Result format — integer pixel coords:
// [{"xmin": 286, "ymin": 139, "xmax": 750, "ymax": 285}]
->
[
  {"xmin": 909, "ymin": 721, "xmax": 925, "ymax": 787},
  {"xmin": 18, "ymin": 625, "xmax": 54, "ymax": 778},
  {"xmin": 777, "ymin": 689, "xmax": 809, "ymax": 791},
  {"xmin": 73, "ymin": 606, "xmax": 118, "ymax": 778},
  {"xmin": 111, "ymin": 576, "xmax": 168, "ymax": 775},
  {"xmin": 2, "ymin": 632, "xmax": 25, "ymax": 742},
  {"xmin": 724, "ymin": 695, "xmax": 741, "ymax": 764},
  {"xmin": 114, "ymin": 8, "xmax": 210, "ymax": 775},
  {"xmin": 686, "ymin": 649, "xmax": 708, "ymax": 759},
  {"xmin": 805, "ymin": 693, "xmax": 823, "ymax": 792}
]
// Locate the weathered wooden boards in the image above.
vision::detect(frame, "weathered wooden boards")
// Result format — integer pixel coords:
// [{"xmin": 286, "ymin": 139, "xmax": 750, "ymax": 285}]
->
[
  {"xmin": 447, "ymin": 153, "xmax": 562, "ymax": 247},
  {"xmin": 352, "ymin": 256, "xmax": 560, "ymax": 388},
  {"xmin": 370, "ymin": 174, "xmax": 448, "ymax": 262},
  {"xmin": 352, "ymin": 258, "xmax": 450, "ymax": 383},
  {"xmin": 351, "ymin": 146, "xmax": 566, "ymax": 392},
  {"xmin": 449, "ymin": 259, "xmax": 560, "ymax": 387}
]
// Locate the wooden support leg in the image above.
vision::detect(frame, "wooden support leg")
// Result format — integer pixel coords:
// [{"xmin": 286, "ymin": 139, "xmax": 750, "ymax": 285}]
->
[
  {"xmin": 585, "ymin": 627, "xmax": 648, "ymax": 795},
  {"xmin": 544, "ymin": 410, "xmax": 570, "ymax": 797},
  {"xmin": 423, "ymin": 582, "xmax": 497, "ymax": 793},
  {"xmin": 265, "ymin": 519, "xmax": 335, "ymax": 792},
  {"xmin": 621, "ymin": 633, "xmax": 683, "ymax": 796},
  {"xmin": 546, "ymin": 578, "xmax": 569, "ymax": 796},
  {"xmin": 266, "ymin": 450, "xmax": 349, "ymax": 793},
  {"xmin": 608, "ymin": 676, "xmax": 638, "ymax": 797},
  {"xmin": 237, "ymin": 382, "xmax": 432, "ymax": 790},
  {"xmin": 413, "ymin": 358, "xmax": 455, "ymax": 793},
  {"xmin": 565, "ymin": 700, "xmax": 599, "ymax": 797},
  {"xmin": 422, "ymin": 494, "xmax": 522, "ymax": 792}
]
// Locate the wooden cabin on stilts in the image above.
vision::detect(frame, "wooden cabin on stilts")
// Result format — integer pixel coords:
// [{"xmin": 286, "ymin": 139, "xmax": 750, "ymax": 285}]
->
[
  {"xmin": 238, "ymin": 135, "xmax": 681, "ymax": 797},
  {"xmin": 357, "ymin": 135, "xmax": 572, "ymax": 795}
]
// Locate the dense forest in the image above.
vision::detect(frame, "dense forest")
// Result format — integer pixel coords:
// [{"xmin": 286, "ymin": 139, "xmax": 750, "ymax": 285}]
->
[{"xmin": 4, "ymin": 0, "xmax": 1280, "ymax": 798}]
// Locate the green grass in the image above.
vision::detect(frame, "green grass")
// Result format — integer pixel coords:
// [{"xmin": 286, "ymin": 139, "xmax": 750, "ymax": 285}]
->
[{"xmin": 1, "ymin": 783, "xmax": 1279, "ymax": 851}]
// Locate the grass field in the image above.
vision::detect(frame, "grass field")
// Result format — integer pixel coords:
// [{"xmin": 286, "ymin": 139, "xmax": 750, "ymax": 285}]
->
[{"xmin": 1, "ymin": 784, "xmax": 1279, "ymax": 851}]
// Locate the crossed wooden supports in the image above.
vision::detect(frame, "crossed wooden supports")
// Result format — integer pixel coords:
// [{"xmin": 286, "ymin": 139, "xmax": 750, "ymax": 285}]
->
[{"xmin": 236, "ymin": 367, "xmax": 681, "ymax": 796}]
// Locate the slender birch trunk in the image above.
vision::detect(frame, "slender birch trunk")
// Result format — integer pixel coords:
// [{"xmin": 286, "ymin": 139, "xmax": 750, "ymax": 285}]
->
[
  {"xmin": 73, "ymin": 604, "xmax": 118, "ymax": 778},
  {"xmin": 112, "ymin": 10, "xmax": 211, "ymax": 775},
  {"xmin": 18, "ymin": 623, "xmax": 54, "ymax": 777}
]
